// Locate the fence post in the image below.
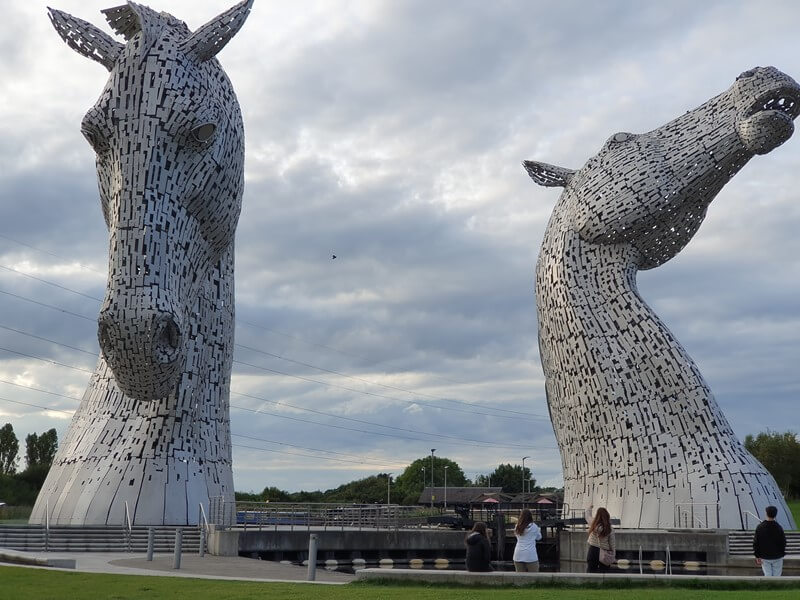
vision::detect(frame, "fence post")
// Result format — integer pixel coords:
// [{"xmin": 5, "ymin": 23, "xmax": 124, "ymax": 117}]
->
[
  {"xmin": 307, "ymin": 534, "xmax": 318, "ymax": 581},
  {"xmin": 173, "ymin": 529, "xmax": 183, "ymax": 569},
  {"xmin": 147, "ymin": 527, "xmax": 155, "ymax": 561}
]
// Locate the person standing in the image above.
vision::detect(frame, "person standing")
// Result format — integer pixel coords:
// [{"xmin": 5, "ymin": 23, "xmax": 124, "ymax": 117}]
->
[
  {"xmin": 586, "ymin": 505, "xmax": 615, "ymax": 573},
  {"xmin": 753, "ymin": 505, "xmax": 787, "ymax": 576},
  {"xmin": 465, "ymin": 522, "xmax": 494, "ymax": 572},
  {"xmin": 513, "ymin": 508, "xmax": 543, "ymax": 572}
]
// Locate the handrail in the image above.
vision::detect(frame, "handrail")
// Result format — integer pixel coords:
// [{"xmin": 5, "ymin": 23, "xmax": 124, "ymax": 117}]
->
[
  {"xmin": 124, "ymin": 501, "xmax": 133, "ymax": 551},
  {"xmin": 666, "ymin": 545, "xmax": 672, "ymax": 575},
  {"xmin": 198, "ymin": 503, "xmax": 210, "ymax": 557},
  {"xmin": 694, "ymin": 515, "xmax": 706, "ymax": 528},
  {"xmin": 199, "ymin": 503, "xmax": 210, "ymax": 532},
  {"xmin": 674, "ymin": 502, "xmax": 718, "ymax": 528},
  {"xmin": 743, "ymin": 510, "xmax": 761, "ymax": 530},
  {"xmin": 45, "ymin": 499, "xmax": 50, "ymax": 552}
]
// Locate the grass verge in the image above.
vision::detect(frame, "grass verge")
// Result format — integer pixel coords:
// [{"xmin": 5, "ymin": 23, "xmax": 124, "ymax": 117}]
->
[
  {"xmin": 788, "ymin": 499, "xmax": 799, "ymax": 529},
  {"xmin": 1, "ymin": 566, "xmax": 800, "ymax": 600}
]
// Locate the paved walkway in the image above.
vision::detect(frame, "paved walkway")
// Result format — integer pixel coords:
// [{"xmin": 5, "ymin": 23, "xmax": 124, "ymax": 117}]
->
[{"xmin": 0, "ymin": 549, "xmax": 354, "ymax": 584}]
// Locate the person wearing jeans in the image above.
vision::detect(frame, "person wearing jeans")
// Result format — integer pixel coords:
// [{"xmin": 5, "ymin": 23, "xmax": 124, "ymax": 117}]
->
[{"xmin": 753, "ymin": 505, "xmax": 786, "ymax": 577}]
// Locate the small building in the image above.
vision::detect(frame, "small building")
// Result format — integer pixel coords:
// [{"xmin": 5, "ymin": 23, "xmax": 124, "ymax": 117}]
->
[{"xmin": 417, "ymin": 487, "xmax": 505, "ymax": 508}]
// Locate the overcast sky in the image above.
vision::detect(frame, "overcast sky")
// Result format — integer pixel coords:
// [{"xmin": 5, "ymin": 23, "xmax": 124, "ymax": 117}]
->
[{"xmin": 0, "ymin": 0, "xmax": 798, "ymax": 496}]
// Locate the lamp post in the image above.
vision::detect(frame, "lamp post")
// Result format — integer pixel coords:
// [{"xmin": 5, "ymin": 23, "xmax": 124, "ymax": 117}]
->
[
  {"xmin": 430, "ymin": 449, "xmax": 436, "ymax": 508},
  {"xmin": 387, "ymin": 473, "xmax": 392, "ymax": 505},
  {"xmin": 444, "ymin": 465, "xmax": 449, "ymax": 509},
  {"xmin": 522, "ymin": 456, "xmax": 530, "ymax": 499}
]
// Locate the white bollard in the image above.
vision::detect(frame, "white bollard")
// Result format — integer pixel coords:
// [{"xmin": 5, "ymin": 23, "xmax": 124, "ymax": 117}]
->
[
  {"xmin": 173, "ymin": 529, "xmax": 183, "ymax": 569},
  {"xmin": 307, "ymin": 534, "xmax": 318, "ymax": 581},
  {"xmin": 146, "ymin": 527, "xmax": 155, "ymax": 561}
]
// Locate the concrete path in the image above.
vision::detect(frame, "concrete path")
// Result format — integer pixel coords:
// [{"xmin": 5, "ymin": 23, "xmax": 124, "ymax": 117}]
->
[{"xmin": 0, "ymin": 549, "xmax": 354, "ymax": 584}]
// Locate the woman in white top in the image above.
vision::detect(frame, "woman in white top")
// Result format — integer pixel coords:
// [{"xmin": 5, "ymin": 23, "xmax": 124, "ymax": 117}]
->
[{"xmin": 512, "ymin": 508, "xmax": 543, "ymax": 572}]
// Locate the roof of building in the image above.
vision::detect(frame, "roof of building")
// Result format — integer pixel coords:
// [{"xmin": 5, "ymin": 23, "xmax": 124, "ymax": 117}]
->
[{"xmin": 417, "ymin": 487, "xmax": 504, "ymax": 504}]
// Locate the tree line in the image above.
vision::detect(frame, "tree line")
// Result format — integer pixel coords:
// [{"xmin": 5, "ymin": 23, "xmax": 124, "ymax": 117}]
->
[
  {"xmin": 236, "ymin": 455, "xmax": 560, "ymax": 505},
  {"xmin": 0, "ymin": 423, "xmax": 59, "ymax": 505},
  {"xmin": 2, "ymin": 422, "xmax": 796, "ymax": 507}
]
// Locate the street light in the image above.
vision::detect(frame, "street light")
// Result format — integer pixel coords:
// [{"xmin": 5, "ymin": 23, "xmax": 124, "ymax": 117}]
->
[
  {"xmin": 444, "ymin": 465, "xmax": 449, "ymax": 509},
  {"xmin": 387, "ymin": 473, "xmax": 392, "ymax": 505},
  {"xmin": 522, "ymin": 456, "xmax": 530, "ymax": 497},
  {"xmin": 430, "ymin": 449, "xmax": 436, "ymax": 508}
]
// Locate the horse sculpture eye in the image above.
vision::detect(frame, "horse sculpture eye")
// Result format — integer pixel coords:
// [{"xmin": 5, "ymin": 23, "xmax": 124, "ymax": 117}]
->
[{"xmin": 191, "ymin": 123, "xmax": 216, "ymax": 144}]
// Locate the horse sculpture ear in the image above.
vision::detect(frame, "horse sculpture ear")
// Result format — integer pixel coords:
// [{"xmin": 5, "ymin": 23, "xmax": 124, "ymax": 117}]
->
[
  {"xmin": 180, "ymin": 0, "xmax": 254, "ymax": 63},
  {"xmin": 522, "ymin": 160, "xmax": 576, "ymax": 188},
  {"xmin": 48, "ymin": 8, "xmax": 123, "ymax": 71}
]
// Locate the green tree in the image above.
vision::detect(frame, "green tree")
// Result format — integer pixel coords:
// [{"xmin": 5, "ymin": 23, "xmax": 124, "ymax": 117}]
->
[
  {"xmin": 745, "ymin": 430, "xmax": 800, "ymax": 499},
  {"xmin": 487, "ymin": 463, "xmax": 535, "ymax": 494},
  {"xmin": 322, "ymin": 474, "xmax": 392, "ymax": 504},
  {"xmin": 393, "ymin": 456, "xmax": 468, "ymax": 505},
  {"xmin": 260, "ymin": 486, "xmax": 291, "ymax": 502},
  {"xmin": 25, "ymin": 428, "xmax": 58, "ymax": 469},
  {"xmin": 0, "ymin": 423, "xmax": 19, "ymax": 475}
]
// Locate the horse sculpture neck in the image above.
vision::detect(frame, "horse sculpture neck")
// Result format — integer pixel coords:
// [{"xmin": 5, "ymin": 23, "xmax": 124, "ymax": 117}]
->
[{"xmin": 31, "ymin": 1, "xmax": 252, "ymax": 526}]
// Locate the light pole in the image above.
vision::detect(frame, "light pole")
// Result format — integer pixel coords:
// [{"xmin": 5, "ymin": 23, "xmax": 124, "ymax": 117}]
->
[
  {"xmin": 430, "ymin": 449, "xmax": 436, "ymax": 508},
  {"xmin": 387, "ymin": 473, "xmax": 392, "ymax": 505},
  {"xmin": 522, "ymin": 456, "xmax": 530, "ymax": 498},
  {"xmin": 444, "ymin": 465, "xmax": 449, "ymax": 509}
]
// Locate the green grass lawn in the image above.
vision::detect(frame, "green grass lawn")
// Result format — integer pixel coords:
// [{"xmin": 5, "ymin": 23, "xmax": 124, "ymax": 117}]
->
[
  {"xmin": 1, "ymin": 566, "xmax": 799, "ymax": 600},
  {"xmin": 788, "ymin": 499, "xmax": 800, "ymax": 529}
]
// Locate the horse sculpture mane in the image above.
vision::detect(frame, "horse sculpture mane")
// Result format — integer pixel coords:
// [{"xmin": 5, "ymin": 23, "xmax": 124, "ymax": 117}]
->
[
  {"xmin": 31, "ymin": 0, "xmax": 253, "ymax": 526},
  {"xmin": 527, "ymin": 66, "xmax": 798, "ymax": 529}
]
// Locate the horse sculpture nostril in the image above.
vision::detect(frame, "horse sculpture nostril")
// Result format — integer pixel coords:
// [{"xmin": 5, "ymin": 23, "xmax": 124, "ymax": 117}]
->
[
  {"xmin": 153, "ymin": 315, "xmax": 182, "ymax": 364},
  {"xmin": 97, "ymin": 318, "xmax": 115, "ymax": 360}
]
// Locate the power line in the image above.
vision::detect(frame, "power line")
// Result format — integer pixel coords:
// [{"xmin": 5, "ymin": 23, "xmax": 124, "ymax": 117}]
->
[
  {"xmin": 0, "ymin": 264, "xmax": 102, "ymax": 302},
  {"xmin": 0, "ymin": 323, "xmax": 97, "ymax": 356},
  {"xmin": 231, "ymin": 433, "xmax": 401, "ymax": 466},
  {"xmin": 0, "ymin": 395, "xmax": 74, "ymax": 416},
  {"xmin": 236, "ymin": 342, "xmax": 547, "ymax": 419},
  {"xmin": 0, "ymin": 349, "xmax": 554, "ymax": 451},
  {"xmin": 231, "ymin": 389, "xmax": 543, "ymax": 449},
  {"xmin": 0, "ymin": 346, "xmax": 94, "ymax": 374},
  {"xmin": 0, "ymin": 396, "xmax": 404, "ymax": 467},
  {"xmin": 0, "ymin": 283, "xmax": 544, "ymax": 422},
  {"xmin": 0, "ymin": 288, "xmax": 95, "ymax": 322},
  {"xmin": 0, "ymin": 234, "xmax": 104, "ymax": 275},
  {"xmin": 1, "ymin": 245, "xmax": 515, "ymax": 414},
  {"xmin": 230, "ymin": 442, "xmax": 403, "ymax": 467}
]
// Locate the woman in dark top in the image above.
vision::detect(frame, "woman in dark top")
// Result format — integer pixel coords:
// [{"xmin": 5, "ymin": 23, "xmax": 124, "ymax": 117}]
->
[{"xmin": 465, "ymin": 521, "xmax": 493, "ymax": 572}]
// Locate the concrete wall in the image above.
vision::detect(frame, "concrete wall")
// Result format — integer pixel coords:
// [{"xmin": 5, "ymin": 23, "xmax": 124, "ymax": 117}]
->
[
  {"xmin": 560, "ymin": 529, "xmax": 728, "ymax": 565},
  {"xmin": 239, "ymin": 529, "xmax": 467, "ymax": 555}
]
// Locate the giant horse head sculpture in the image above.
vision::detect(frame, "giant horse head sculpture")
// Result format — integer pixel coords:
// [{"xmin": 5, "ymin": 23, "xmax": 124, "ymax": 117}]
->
[
  {"xmin": 51, "ymin": 0, "xmax": 252, "ymax": 400},
  {"xmin": 525, "ymin": 67, "xmax": 799, "ymax": 529},
  {"xmin": 30, "ymin": 1, "xmax": 252, "ymax": 526}
]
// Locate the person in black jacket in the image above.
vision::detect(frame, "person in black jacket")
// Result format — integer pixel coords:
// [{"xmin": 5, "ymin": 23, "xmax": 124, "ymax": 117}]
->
[
  {"xmin": 753, "ymin": 505, "xmax": 787, "ymax": 576},
  {"xmin": 465, "ymin": 521, "xmax": 493, "ymax": 572}
]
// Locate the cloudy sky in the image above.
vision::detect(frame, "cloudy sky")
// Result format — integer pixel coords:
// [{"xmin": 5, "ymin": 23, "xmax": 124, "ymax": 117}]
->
[{"xmin": 1, "ymin": 0, "xmax": 798, "ymax": 496}]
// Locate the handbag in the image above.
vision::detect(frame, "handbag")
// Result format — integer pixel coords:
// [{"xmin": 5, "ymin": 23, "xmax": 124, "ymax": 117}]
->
[{"xmin": 599, "ymin": 548, "xmax": 616, "ymax": 566}]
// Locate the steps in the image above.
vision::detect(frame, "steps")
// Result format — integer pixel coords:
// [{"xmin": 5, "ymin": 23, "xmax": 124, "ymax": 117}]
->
[
  {"xmin": 728, "ymin": 531, "xmax": 800, "ymax": 556},
  {"xmin": 0, "ymin": 525, "xmax": 202, "ymax": 553}
]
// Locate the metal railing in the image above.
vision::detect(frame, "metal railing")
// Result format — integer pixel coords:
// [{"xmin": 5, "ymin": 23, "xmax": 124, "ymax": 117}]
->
[
  {"xmin": 44, "ymin": 499, "xmax": 50, "ymax": 552},
  {"xmin": 674, "ymin": 503, "xmax": 719, "ymax": 529},
  {"xmin": 209, "ymin": 499, "xmax": 430, "ymax": 531},
  {"xmin": 124, "ymin": 501, "xmax": 133, "ymax": 551},
  {"xmin": 743, "ymin": 510, "xmax": 761, "ymax": 530},
  {"xmin": 198, "ymin": 503, "xmax": 209, "ymax": 556}
]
